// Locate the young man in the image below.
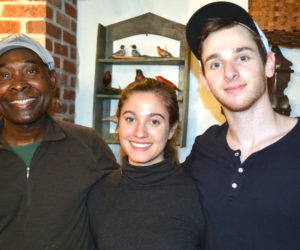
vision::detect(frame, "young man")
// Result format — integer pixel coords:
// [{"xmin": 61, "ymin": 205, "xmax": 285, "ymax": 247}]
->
[
  {"xmin": 184, "ymin": 2, "xmax": 300, "ymax": 250},
  {"xmin": 0, "ymin": 33, "xmax": 118, "ymax": 250}
]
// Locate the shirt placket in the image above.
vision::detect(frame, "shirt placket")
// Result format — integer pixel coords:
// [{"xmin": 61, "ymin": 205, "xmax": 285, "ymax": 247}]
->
[{"xmin": 228, "ymin": 150, "xmax": 246, "ymax": 199}]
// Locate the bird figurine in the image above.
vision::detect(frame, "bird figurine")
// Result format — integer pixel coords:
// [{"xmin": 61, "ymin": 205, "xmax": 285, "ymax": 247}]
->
[
  {"xmin": 157, "ymin": 46, "xmax": 173, "ymax": 58},
  {"xmin": 112, "ymin": 45, "xmax": 125, "ymax": 57},
  {"xmin": 135, "ymin": 69, "xmax": 145, "ymax": 81},
  {"xmin": 131, "ymin": 45, "xmax": 142, "ymax": 57},
  {"xmin": 101, "ymin": 86, "xmax": 122, "ymax": 95},
  {"xmin": 103, "ymin": 71, "xmax": 111, "ymax": 87},
  {"xmin": 155, "ymin": 76, "xmax": 182, "ymax": 92}
]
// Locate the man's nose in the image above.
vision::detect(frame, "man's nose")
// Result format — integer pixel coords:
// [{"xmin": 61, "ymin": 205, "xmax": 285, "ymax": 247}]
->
[
  {"xmin": 9, "ymin": 78, "xmax": 31, "ymax": 92},
  {"xmin": 224, "ymin": 61, "xmax": 239, "ymax": 81}
]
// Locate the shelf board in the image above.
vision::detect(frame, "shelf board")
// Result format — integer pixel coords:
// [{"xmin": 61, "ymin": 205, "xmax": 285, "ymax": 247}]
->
[
  {"xmin": 96, "ymin": 93, "xmax": 120, "ymax": 99},
  {"xmin": 103, "ymin": 137, "xmax": 119, "ymax": 144},
  {"xmin": 97, "ymin": 57, "xmax": 185, "ymax": 65}
]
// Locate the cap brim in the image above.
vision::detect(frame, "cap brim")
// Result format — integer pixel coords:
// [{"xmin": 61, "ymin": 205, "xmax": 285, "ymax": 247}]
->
[{"xmin": 0, "ymin": 33, "xmax": 55, "ymax": 70}]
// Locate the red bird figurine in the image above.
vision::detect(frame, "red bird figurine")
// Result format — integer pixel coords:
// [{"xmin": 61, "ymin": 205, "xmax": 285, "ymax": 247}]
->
[
  {"xmin": 157, "ymin": 46, "xmax": 173, "ymax": 58},
  {"xmin": 103, "ymin": 71, "xmax": 112, "ymax": 86},
  {"xmin": 155, "ymin": 76, "xmax": 182, "ymax": 92},
  {"xmin": 135, "ymin": 69, "xmax": 145, "ymax": 81}
]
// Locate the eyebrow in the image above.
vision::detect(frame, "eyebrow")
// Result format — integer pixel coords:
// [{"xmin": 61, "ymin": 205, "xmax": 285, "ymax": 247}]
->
[
  {"xmin": 204, "ymin": 46, "xmax": 255, "ymax": 65},
  {"xmin": 122, "ymin": 111, "xmax": 135, "ymax": 116},
  {"xmin": 204, "ymin": 54, "xmax": 219, "ymax": 65},
  {"xmin": 235, "ymin": 47, "xmax": 255, "ymax": 53},
  {"xmin": 24, "ymin": 60, "xmax": 42, "ymax": 66},
  {"xmin": 0, "ymin": 60, "xmax": 41, "ymax": 68},
  {"xmin": 149, "ymin": 113, "xmax": 165, "ymax": 119},
  {"xmin": 122, "ymin": 111, "xmax": 165, "ymax": 119}
]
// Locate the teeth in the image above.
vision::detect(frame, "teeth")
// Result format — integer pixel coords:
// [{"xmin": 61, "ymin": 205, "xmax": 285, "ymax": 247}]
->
[
  {"xmin": 131, "ymin": 142, "xmax": 151, "ymax": 148},
  {"xmin": 11, "ymin": 98, "xmax": 35, "ymax": 104}
]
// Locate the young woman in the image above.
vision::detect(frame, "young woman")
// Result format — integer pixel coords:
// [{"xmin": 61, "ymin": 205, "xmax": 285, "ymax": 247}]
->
[{"xmin": 88, "ymin": 78, "xmax": 204, "ymax": 250}]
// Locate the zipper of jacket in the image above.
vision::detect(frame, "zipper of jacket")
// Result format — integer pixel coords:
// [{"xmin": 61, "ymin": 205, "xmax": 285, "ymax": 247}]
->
[
  {"xmin": 26, "ymin": 166, "xmax": 31, "ymax": 206},
  {"xmin": 25, "ymin": 141, "xmax": 42, "ymax": 207}
]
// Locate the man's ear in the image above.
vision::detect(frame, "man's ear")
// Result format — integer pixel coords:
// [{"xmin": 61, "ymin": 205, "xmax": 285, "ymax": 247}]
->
[
  {"xmin": 199, "ymin": 71, "xmax": 211, "ymax": 92},
  {"xmin": 265, "ymin": 51, "xmax": 276, "ymax": 78},
  {"xmin": 49, "ymin": 70, "xmax": 57, "ymax": 89}
]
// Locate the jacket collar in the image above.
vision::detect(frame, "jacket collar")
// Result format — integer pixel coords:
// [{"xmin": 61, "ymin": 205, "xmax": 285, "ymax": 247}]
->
[{"xmin": 0, "ymin": 114, "xmax": 66, "ymax": 150}]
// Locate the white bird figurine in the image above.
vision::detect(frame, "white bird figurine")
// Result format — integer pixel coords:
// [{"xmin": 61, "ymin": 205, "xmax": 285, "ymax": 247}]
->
[
  {"xmin": 131, "ymin": 45, "xmax": 142, "ymax": 57},
  {"xmin": 102, "ymin": 115, "xmax": 117, "ymax": 123},
  {"xmin": 112, "ymin": 45, "xmax": 125, "ymax": 57}
]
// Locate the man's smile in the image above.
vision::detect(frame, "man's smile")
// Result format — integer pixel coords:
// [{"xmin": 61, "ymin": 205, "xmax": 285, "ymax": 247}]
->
[{"xmin": 10, "ymin": 98, "xmax": 36, "ymax": 105}]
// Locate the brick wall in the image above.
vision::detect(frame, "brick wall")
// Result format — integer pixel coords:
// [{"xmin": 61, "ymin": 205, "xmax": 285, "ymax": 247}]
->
[{"xmin": 0, "ymin": 0, "xmax": 78, "ymax": 122}]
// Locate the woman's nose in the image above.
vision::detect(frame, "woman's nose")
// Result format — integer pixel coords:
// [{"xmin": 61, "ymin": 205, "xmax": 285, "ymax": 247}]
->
[{"xmin": 134, "ymin": 122, "xmax": 147, "ymax": 138}]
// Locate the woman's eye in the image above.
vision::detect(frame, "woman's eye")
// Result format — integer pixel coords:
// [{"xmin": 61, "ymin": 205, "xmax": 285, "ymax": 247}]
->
[
  {"xmin": 125, "ymin": 117, "xmax": 134, "ymax": 123},
  {"xmin": 151, "ymin": 119, "xmax": 160, "ymax": 126}
]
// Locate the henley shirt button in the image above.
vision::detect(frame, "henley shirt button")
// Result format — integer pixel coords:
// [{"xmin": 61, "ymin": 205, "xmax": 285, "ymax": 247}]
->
[
  {"xmin": 232, "ymin": 183, "xmax": 238, "ymax": 189},
  {"xmin": 234, "ymin": 152, "xmax": 239, "ymax": 157},
  {"xmin": 238, "ymin": 168, "xmax": 244, "ymax": 173}
]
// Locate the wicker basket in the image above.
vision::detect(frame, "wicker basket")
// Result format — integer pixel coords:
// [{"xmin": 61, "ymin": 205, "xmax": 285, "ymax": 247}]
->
[{"xmin": 249, "ymin": 0, "xmax": 300, "ymax": 48}]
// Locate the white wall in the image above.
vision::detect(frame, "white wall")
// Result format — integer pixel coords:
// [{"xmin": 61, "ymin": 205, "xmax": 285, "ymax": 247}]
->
[{"xmin": 76, "ymin": 0, "xmax": 300, "ymax": 162}]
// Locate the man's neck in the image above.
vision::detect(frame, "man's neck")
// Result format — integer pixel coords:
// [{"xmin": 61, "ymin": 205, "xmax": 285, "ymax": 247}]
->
[
  {"xmin": 1, "ymin": 116, "xmax": 48, "ymax": 146},
  {"xmin": 224, "ymin": 101, "xmax": 297, "ymax": 162}
]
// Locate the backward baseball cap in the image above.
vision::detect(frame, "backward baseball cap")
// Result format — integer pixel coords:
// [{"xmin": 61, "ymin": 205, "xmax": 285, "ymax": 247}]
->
[
  {"xmin": 0, "ymin": 33, "xmax": 55, "ymax": 70},
  {"xmin": 186, "ymin": 1, "xmax": 270, "ymax": 61}
]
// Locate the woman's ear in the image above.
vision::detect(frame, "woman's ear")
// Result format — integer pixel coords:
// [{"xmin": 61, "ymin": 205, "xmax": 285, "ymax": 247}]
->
[
  {"xmin": 115, "ymin": 115, "xmax": 119, "ymax": 132},
  {"xmin": 168, "ymin": 121, "xmax": 178, "ymax": 140}
]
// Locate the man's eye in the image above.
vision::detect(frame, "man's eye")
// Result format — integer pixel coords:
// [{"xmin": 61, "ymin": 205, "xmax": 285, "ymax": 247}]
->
[
  {"xmin": 239, "ymin": 56, "xmax": 249, "ymax": 62},
  {"xmin": 27, "ymin": 69, "xmax": 37, "ymax": 74},
  {"xmin": 210, "ymin": 62, "xmax": 221, "ymax": 69},
  {"xmin": 0, "ymin": 72, "xmax": 10, "ymax": 80}
]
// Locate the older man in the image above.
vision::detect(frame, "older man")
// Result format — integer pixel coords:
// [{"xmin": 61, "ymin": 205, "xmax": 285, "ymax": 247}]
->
[{"xmin": 0, "ymin": 33, "xmax": 117, "ymax": 250}]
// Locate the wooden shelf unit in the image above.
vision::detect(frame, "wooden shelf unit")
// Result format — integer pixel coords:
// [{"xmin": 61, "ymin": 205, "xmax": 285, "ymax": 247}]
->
[{"xmin": 93, "ymin": 12, "xmax": 190, "ymax": 147}]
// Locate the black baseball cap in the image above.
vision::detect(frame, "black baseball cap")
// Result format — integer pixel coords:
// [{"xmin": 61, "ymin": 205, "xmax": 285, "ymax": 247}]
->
[{"xmin": 186, "ymin": 1, "xmax": 269, "ymax": 60}]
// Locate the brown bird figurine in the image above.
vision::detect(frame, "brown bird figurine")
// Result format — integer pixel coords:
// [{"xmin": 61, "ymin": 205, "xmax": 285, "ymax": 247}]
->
[
  {"xmin": 157, "ymin": 46, "xmax": 173, "ymax": 58},
  {"xmin": 135, "ymin": 69, "xmax": 145, "ymax": 81},
  {"xmin": 103, "ymin": 71, "xmax": 111, "ymax": 86},
  {"xmin": 155, "ymin": 76, "xmax": 182, "ymax": 92}
]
